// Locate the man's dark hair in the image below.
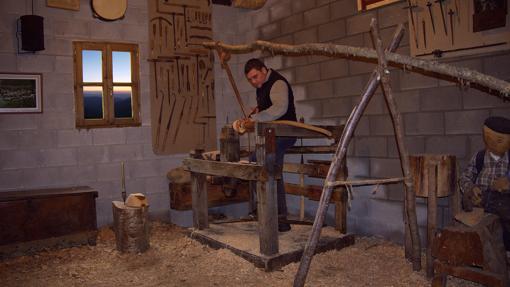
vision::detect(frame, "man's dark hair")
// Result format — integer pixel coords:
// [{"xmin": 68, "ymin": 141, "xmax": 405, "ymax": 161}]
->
[{"xmin": 244, "ymin": 58, "xmax": 267, "ymax": 75}]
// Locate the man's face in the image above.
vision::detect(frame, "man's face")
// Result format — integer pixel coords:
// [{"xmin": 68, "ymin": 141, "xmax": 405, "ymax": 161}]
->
[
  {"xmin": 246, "ymin": 67, "xmax": 268, "ymax": 89},
  {"xmin": 483, "ymin": 126, "xmax": 510, "ymax": 156}
]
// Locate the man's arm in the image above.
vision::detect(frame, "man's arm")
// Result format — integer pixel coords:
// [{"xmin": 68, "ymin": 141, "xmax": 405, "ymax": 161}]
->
[
  {"xmin": 251, "ymin": 80, "xmax": 288, "ymax": 122},
  {"xmin": 459, "ymin": 153, "xmax": 478, "ymax": 194}
]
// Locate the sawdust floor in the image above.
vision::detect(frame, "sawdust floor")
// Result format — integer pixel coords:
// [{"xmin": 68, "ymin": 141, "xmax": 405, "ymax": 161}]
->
[{"xmin": 0, "ymin": 221, "xmax": 482, "ymax": 287}]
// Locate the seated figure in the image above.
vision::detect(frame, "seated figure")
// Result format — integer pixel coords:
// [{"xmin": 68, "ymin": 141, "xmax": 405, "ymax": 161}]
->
[{"xmin": 460, "ymin": 116, "xmax": 510, "ymax": 250}]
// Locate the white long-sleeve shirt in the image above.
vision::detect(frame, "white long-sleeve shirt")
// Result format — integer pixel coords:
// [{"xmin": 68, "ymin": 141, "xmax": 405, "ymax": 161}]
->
[{"xmin": 251, "ymin": 69, "xmax": 289, "ymax": 122}]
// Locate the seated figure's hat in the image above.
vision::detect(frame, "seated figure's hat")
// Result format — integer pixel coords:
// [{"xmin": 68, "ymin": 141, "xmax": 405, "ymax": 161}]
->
[{"xmin": 484, "ymin": 116, "xmax": 510, "ymax": 135}]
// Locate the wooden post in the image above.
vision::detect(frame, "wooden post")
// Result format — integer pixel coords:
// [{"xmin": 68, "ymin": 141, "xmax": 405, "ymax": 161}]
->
[
  {"xmin": 112, "ymin": 201, "xmax": 150, "ymax": 253},
  {"xmin": 334, "ymin": 190, "xmax": 347, "ymax": 234},
  {"xmin": 191, "ymin": 149, "xmax": 208, "ymax": 229},
  {"xmin": 409, "ymin": 154, "xmax": 456, "ymax": 278},
  {"xmin": 427, "ymin": 163, "xmax": 438, "ymax": 278},
  {"xmin": 256, "ymin": 126, "xmax": 279, "ymax": 256}
]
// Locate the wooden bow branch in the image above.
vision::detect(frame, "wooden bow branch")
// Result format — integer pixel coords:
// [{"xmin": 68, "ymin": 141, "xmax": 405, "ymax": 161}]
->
[{"xmin": 202, "ymin": 41, "xmax": 510, "ymax": 100}]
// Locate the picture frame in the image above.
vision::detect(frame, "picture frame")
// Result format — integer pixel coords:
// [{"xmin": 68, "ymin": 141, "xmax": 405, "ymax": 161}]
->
[
  {"xmin": 357, "ymin": 0, "xmax": 402, "ymax": 11},
  {"xmin": 46, "ymin": 0, "xmax": 80, "ymax": 11},
  {"xmin": 0, "ymin": 73, "xmax": 43, "ymax": 113}
]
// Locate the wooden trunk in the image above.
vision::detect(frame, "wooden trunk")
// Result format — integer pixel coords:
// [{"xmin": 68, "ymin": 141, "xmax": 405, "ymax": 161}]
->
[
  {"xmin": 0, "ymin": 186, "xmax": 98, "ymax": 259},
  {"xmin": 112, "ymin": 201, "xmax": 150, "ymax": 253},
  {"xmin": 409, "ymin": 154, "xmax": 456, "ymax": 198}
]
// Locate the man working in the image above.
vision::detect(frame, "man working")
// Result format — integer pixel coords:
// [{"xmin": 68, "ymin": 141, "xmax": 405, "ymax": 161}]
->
[{"xmin": 234, "ymin": 58, "xmax": 297, "ymax": 232}]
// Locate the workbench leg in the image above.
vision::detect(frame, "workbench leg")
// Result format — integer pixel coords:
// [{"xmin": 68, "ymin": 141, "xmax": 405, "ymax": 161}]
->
[
  {"xmin": 335, "ymin": 190, "xmax": 347, "ymax": 234},
  {"xmin": 257, "ymin": 127, "xmax": 279, "ymax": 256},
  {"xmin": 191, "ymin": 171, "xmax": 208, "ymax": 230}
]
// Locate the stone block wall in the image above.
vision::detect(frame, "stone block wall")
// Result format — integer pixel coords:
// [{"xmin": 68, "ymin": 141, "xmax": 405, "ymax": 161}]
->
[
  {"xmin": 0, "ymin": 0, "xmax": 177, "ymax": 226},
  {"xmin": 212, "ymin": 0, "xmax": 510, "ymax": 243}
]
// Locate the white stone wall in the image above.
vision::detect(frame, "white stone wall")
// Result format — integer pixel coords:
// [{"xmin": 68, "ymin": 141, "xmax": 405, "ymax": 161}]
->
[
  {"xmin": 0, "ymin": 0, "xmax": 182, "ymax": 226},
  {"xmin": 212, "ymin": 0, "xmax": 510, "ymax": 243}
]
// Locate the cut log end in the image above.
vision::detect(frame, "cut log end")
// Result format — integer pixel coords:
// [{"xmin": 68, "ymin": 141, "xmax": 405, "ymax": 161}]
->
[{"xmin": 112, "ymin": 201, "xmax": 150, "ymax": 253}]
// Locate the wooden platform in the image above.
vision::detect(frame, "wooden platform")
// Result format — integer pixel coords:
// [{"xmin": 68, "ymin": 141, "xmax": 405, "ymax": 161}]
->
[{"xmin": 187, "ymin": 222, "xmax": 355, "ymax": 271}]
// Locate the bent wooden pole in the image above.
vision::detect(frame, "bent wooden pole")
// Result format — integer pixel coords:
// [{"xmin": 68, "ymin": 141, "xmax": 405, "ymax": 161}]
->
[
  {"xmin": 292, "ymin": 24, "xmax": 406, "ymax": 287},
  {"xmin": 371, "ymin": 19, "xmax": 421, "ymax": 271},
  {"xmin": 216, "ymin": 49, "xmax": 249, "ymax": 118}
]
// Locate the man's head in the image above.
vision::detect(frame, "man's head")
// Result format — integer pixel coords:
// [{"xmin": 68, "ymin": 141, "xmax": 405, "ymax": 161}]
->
[
  {"xmin": 483, "ymin": 116, "xmax": 510, "ymax": 156},
  {"xmin": 244, "ymin": 58, "xmax": 268, "ymax": 89}
]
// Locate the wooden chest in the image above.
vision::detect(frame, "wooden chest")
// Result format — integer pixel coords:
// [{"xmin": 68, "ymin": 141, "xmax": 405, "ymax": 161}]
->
[{"xmin": 0, "ymin": 186, "xmax": 98, "ymax": 258}]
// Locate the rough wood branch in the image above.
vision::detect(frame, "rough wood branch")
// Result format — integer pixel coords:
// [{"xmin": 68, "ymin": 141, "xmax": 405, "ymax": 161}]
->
[
  {"xmin": 202, "ymin": 40, "xmax": 510, "ymax": 100},
  {"xmin": 326, "ymin": 177, "xmax": 404, "ymax": 188}
]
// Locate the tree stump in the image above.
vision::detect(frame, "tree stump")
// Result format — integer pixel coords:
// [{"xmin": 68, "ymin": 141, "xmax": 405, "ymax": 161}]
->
[{"xmin": 112, "ymin": 201, "xmax": 150, "ymax": 253}]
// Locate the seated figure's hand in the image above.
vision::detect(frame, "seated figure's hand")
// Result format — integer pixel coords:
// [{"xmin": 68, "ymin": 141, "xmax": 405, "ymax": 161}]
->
[
  {"xmin": 463, "ymin": 186, "xmax": 482, "ymax": 212},
  {"xmin": 472, "ymin": 186, "xmax": 482, "ymax": 205},
  {"xmin": 491, "ymin": 177, "xmax": 510, "ymax": 192}
]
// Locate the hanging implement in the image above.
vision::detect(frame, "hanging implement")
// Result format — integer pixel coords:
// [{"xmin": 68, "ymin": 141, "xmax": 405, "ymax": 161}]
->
[
  {"xmin": 426, "ymin": 1, "xmax": 436, "ymax": 34},
  {"xmin": 435, "ymin": 0, "xmax": 448, "ymax": 35},
  {"xmin": 448, "ymin": 9, "xmax": 455, "ymax": 45},
  {"xmin": 404, "ymin": 0, "xmax": 419, "ymax": 48}
]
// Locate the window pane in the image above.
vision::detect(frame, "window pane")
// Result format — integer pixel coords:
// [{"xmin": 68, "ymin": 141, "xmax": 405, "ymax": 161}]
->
[
  {"xmin": 113, "ymin": 86, "xmax": 132, "ymax": 118},
  {"xmin": 112, "ymin": 51, "xmax": 131, "ymax": 83},
  {"xmin": 83, "ymin": 86, "xmax": 103, "ymax": 119},
  {"xmin": 82, "ymin": 50, "xmax": 102, "ymax": 83}
]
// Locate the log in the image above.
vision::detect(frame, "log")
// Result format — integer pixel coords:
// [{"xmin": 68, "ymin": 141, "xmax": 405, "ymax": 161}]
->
[
  {"xmin": 112, "ymin": 201, "xmax": 150, "ymax": 253},
  {"xmin": 409, "ymin": 154, "xmax": 456, "ymax": 198}
]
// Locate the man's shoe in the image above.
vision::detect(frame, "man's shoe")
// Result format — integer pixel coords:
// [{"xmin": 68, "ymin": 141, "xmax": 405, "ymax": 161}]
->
[{"xmin": 278, "ymin": 223, "xmax": 291, "ymax": 232}]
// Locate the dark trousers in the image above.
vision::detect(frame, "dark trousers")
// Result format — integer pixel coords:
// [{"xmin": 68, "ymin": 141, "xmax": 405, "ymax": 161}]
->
[
  {"xmin": 483, "ymin": 189, "xmax": 510, "ymax": 251},
  {"xmin": 250, "ymin": 137, "xmax": 296, "ymax": 217}
]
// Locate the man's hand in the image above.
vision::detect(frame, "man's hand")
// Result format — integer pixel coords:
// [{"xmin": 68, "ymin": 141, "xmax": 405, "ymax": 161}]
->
[
  {"xmin": 248, "ymin": 107, "xmax": 258, "ymax": 118},
  {"xmin": 491, "ymin": 177, "xmax": 510, "ymax": 192},
  {"xmin": 463, "ymin": 186, "xmax": 482, "ymax": 212},
  {"xmin": 232, "ymin": 118, "xmax": 255, "ymax": 134}
]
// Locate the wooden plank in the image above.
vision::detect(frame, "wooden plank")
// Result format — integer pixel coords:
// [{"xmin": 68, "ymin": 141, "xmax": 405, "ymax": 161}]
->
[
  {"xmin": 284, "ymin": 183, "xmax": 342, "ymax": 202},
  {"xmin": 183, "ymin": 158, "xmax": 267, "ymax": 181},
  {"xmin": 191, "ymin": 172, "xmax": 208, "ymax": 229},
  {"xmin": 286, "ymin": 145, "xmax": 337, "ymax": 154},
  {"xmin": 283, "ymin": 162, "xmax": 329, "ymax": 178},
  {"xmin": 169, "ymin": 181, "xmax": 250, "ymax": 211},
  {"xmin": 257, "ymin": 128, "xmax": 279, "ymax": 256}
]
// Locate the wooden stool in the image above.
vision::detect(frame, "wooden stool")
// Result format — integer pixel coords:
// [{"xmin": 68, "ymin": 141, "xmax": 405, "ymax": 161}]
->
[
  {"xmin": 410, "ymin": 154, "xmax": 457, "ymax": 278},
  {"xmin": 431, "ymin": 214, "xmax": 508, "ymax": 287}
]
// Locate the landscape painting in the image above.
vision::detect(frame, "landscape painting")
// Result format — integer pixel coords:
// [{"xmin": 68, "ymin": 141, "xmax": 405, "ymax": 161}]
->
[{"xmin": 0, "ymin": 73, "xmax": 42, "ymax": 113}]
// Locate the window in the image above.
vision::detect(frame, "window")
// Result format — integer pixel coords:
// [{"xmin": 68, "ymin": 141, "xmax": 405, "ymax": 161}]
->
[{"xmin": 73, "ymin": 42, "xmax": 140, "ymax": 128}]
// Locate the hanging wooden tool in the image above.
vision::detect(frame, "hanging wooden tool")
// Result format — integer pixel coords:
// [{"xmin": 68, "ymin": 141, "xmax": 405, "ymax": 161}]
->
[{"xmin": 216, "ymin": 49, "xmax": 249, "ymax": 118}]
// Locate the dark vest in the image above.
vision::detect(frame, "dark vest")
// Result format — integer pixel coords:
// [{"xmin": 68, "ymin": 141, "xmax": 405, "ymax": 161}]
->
[{"xmin": 256, "ymin": 69, "xmax": 297, "ymax": 121}]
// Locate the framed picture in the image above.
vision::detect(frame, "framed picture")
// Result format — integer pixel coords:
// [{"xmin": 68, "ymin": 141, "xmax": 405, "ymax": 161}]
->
[
  {"xmin": 357, "ymin": 0, "xmax": 402, "ymax": 11},
  {"xmin": 0, "ymin": 73, "xmax": 42, "ymax": 113},
  {"xmin": 46, "ymin": 0, "xmax": 80, "ymax": 11}
]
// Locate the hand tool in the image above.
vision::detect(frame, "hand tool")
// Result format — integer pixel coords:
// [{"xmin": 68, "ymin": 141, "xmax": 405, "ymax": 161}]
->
[
  {"xmin": 422, "ymin": 20, "xmax": 427, "ymax": 48},
  {"xmin": 215, "ymin": 48, "xmax": 249, "ymax": 118},
  {"xmin": 448, "ymin": 9, "xmax": 455, "ymax": 45},
  {"xmin": 404, "ymin": 0, "xmax": 419, "ymax": 48},
  {"xmin": 435, "ymin": 0, "xmax": 448, "ymax": 35},
  {"xmin": 426, "ymin": 1, "xmax": 436, "ymax": 34}
]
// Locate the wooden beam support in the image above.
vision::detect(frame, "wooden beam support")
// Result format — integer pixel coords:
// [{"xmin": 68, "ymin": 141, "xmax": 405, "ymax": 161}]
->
[
  {"xmin": 182, "ymin": 158, "xmax": 267, "ymax": 181},
  {"xmin": 256, "ymin": 127, "xmax": 279, "ymax": 256}
]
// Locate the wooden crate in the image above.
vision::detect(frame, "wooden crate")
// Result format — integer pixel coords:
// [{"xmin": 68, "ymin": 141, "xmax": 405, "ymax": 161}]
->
[{"xmin": 0, "ymin": 186, "xmax": 98, "ymax": 258}]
